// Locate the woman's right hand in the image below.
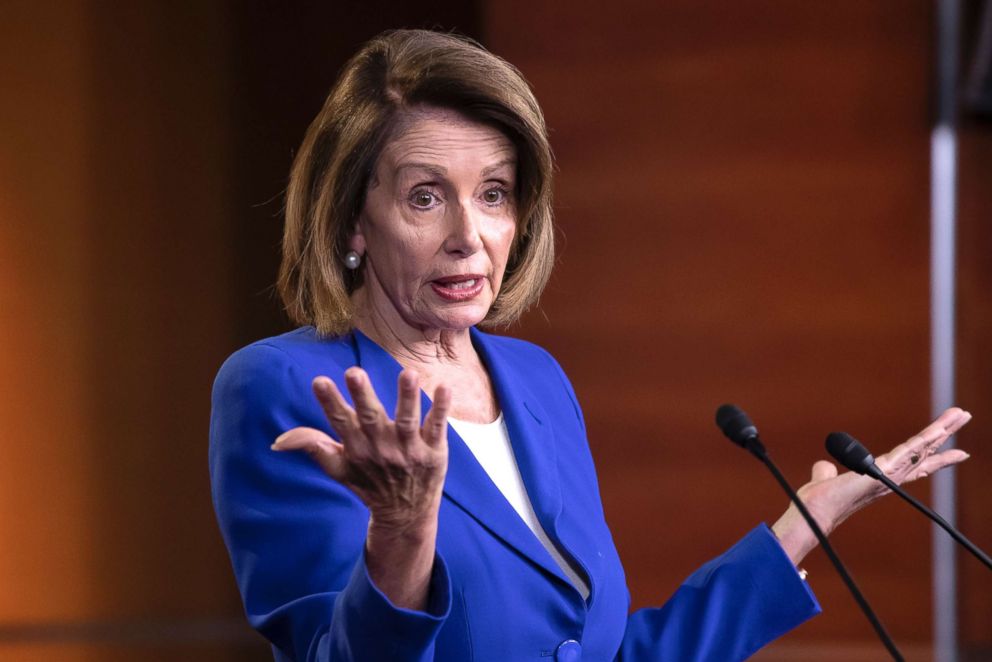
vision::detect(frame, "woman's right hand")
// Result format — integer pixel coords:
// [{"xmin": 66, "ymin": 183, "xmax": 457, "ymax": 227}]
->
[{"xmin": 272, "ymin": 367, "xmax": 451, "ymax": 610}]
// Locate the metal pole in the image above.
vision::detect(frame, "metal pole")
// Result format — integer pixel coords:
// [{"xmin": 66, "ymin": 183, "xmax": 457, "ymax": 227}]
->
[{"xmin": 931, "ymin": 1, "xmax": 959, "ymax": 660}]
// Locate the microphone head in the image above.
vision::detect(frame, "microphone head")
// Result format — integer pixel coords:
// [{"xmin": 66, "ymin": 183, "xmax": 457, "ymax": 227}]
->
[
  {"xmin": 825, "ymin": 432, "xmax": 879, "ymax": 477},
  {"xmin": 715, "ymin": 404, "xmax": 759, "ymax": 448}
]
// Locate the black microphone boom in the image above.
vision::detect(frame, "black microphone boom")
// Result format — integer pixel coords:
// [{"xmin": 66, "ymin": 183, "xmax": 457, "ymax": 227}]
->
[
  {"xmin": 715, "ymin": 404, "xmax": 904, "ymax": 662},
  {"xmin": 825, "ymin": 432, "xmax": 992, "ymax": 571}
]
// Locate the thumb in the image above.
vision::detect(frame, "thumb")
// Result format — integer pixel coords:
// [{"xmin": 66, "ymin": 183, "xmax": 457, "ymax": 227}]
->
[
  {"xmin": 811, "ymin": 459, "xmax": 838, "ymax": 482},
  {"xmin": 273, "ymin": 426, "xmax": 347, "ymax": 481}
]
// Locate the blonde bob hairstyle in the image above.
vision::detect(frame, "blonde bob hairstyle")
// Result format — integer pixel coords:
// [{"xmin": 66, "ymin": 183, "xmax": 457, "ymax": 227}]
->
[{"xmin": 279, "ymin": 29, "xmax": 555, "ymax": 336}]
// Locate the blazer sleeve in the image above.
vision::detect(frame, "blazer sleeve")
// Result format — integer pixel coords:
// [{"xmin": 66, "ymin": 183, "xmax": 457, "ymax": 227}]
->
[
  {"xmin": 209, "ymin": 343, "xmax": 452, "ymax": 662},
  {"xmin": 617, "ymin": 524, "xmax": 820, "ymax": 661},
  {"xmin": 548, "ymin": 355, "xmax": 820, "ymax": 661}
]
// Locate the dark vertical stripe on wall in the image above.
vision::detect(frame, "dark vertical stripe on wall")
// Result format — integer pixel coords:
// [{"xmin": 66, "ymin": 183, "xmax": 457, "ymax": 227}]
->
[{"xmin": 82, "ymin": 3, "xmax": 251, "ymax": 661}]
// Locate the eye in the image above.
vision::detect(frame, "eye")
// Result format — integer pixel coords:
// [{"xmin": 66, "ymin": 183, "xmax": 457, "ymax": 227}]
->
[
  {"xmin": 410, "ymin": 189, "xmax": 440, "ymax": 210},
  {"xmin": 482, "ymin": 186, "xmax": 508, "ymax": 206}
]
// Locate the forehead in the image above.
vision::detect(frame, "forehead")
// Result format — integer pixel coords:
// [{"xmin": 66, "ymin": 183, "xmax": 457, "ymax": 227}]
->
[{"xmin": 378, "ymin": 107, "xmax": 516, "ymax": 175}]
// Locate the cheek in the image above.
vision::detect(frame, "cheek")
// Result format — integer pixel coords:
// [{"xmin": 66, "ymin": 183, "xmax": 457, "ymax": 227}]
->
[
  {"xmin": 381, "ymin": 227, "xmax": 447, "ymax": 296},
  {"xmin": 494, "ymin": 221, "xmax": 517, "ymax": 267},
  {"xmin": 371, "ymin": 218, "xmax": 431, "ymax": 270}
]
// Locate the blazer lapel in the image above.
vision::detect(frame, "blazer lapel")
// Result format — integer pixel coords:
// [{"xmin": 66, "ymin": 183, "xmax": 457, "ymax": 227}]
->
[
  {"xmin": 351, "ymin": 329, "xmax": 572, "ymax": 586},
  {"xmin": 469, "ymin": 328, "xmax": 564, "ymax": 537},
  {"xmin": 471, "ymin": 329, "xmax": 596, "ymax": 603}
]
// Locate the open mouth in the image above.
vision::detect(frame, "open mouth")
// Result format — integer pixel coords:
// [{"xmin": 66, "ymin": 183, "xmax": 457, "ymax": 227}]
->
[{"xmin": 430, "ymin": 275, "xmax": 485, "ymax": 301}]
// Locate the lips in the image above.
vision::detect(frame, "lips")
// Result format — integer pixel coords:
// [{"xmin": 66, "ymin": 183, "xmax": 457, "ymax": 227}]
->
[{"xmin": 430, "ymin": 274, "xmax": 486, "ymax": 302}]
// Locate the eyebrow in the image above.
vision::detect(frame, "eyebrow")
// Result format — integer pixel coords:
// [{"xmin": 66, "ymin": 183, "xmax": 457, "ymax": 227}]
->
[
  {"xmin": 480, "ymin": 158, "xmax": 517, "ymax": 178},
  {"xmin": 395, "ymin": 162, "xmax": 447, "ymax": 178},
  {"xmin": 394, "ymin": 158, "xmax": 517, "ymax": 179}
]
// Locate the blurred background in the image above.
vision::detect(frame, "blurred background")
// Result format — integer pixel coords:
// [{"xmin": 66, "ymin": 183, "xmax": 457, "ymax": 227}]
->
[{"xmin": 2, "ymin": 1, "xmax": 991, "ymax": 660}]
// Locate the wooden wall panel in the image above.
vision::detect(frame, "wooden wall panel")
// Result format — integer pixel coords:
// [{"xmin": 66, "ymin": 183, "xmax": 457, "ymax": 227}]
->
[
  {"xmin": 957, "ymin": 124, "xmax": 992, "ymax": 654},
  {"xmin": 486, "ymin": 0, "xmax": 990, "ymax": 655},
  {"xmin": 1, "ymin": 1, "xmax": 256, "ymax": 659},
  {"xmin": 79, "ymin": 0, "xmax": 239, "ymax": 622},
  {"xmin": 0, "ymin": 0, "xmax": 101, "ymax": 627}
]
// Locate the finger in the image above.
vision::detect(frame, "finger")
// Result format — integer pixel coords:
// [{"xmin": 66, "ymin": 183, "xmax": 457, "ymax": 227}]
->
[
  {"xmin": 910, "ymin": 448, "xmax": 971, "ymax": 480},
  {"xmin": 886, "ymin": 407, "xmax": 972, "ymax": 465},
  {"xmin": 942, "ymin": 408, "xmax": 972, "ymax": 437},
  {"xmin": 811, "ymin": 460, "xmax": 838, "ymax": 482},
  {"xmin": 422, "ymin": 383, "xmax": 451, "ymax": 448},
  {"xmin": 394, "ymin": 369, "xmax": 422, "ymax": 445},
  {"xmin": 916, "ymin": 408, "xmax": 969, "ymax": 446},
  {"xmin": 916, "ymin": 407, "xmax": 971, "ymax": 447},
  {"xmin": 273, "ymin": 426, "xmax": 347, "ymax": 480},
  {"xmin": 345, "ymin": 367, "xmax": 388, "ymax": 439},
  {"xmin": 312, "ymin": 376, "xmax": 363, "ymax": 443}
]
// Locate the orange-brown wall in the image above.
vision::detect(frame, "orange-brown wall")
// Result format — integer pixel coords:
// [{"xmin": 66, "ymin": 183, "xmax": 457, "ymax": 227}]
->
[
  {"xmin": 1, "ymin": 2, "xmax": 248, "ymax": 660},
  {"xmin": 1, "ymin": 2, "xmax": 989, "ymax": 660},
  {"xmin": 487, "ymin": 0, "xmax": 992, "ymax": 658},
  {"xmin": 957, "ymin": 115, "xmax": 992, "ymax": 655}
]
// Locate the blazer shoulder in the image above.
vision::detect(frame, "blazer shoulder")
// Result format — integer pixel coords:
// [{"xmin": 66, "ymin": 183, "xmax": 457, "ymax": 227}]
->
[
  {"xmin": 212, "ymin": 327, "xmax": 357, "ymax": 401},
  {"xmin": 219, "ymin": 326, "xmax": 357, "ymax": 371}
]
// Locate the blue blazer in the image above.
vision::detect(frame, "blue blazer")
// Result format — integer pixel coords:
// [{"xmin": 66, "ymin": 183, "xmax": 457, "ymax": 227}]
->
[{"xmin": 209, "ymin": 327, "xmax": 819, "ymax": 661}]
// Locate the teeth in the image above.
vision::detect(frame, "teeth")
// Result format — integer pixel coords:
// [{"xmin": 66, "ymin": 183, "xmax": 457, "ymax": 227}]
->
[{"xmin": 447, "ymin": 279, "xmax": 476, "ymax": 290}]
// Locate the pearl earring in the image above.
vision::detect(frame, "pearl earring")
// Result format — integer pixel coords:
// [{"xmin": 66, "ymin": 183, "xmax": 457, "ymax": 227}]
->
[{"xmin": 343, "ymin": 250, "xmax": 362, "ymax": 270}]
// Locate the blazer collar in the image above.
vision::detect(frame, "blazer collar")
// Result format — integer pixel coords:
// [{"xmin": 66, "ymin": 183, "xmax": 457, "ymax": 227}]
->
[{"xmin": 350, "ymin": 328, "xmax": 570, "ymax": 586}]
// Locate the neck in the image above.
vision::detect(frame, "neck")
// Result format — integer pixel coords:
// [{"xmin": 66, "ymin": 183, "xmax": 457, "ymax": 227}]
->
[
  {"xmin": 351, "ymin": 285, "xmax": 498, "ymax": 423},
  {"xmin": 352, "ymin": 289, "xmax": 477, "ymax": 370}
]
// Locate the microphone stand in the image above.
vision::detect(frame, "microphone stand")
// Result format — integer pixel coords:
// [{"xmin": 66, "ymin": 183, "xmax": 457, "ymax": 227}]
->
[
  {"xmin": 873, "ymin": 472, "xmax": 992, "ymax": 571},
  {"xmin": 742, "ymin": 436, "xmax": 904, "ymax": 662}
]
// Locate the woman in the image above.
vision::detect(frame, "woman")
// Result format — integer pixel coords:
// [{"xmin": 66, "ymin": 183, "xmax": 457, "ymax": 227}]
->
[{"xmin": 209, "ymin": 29, "xmax": 971, "ymax": 661}]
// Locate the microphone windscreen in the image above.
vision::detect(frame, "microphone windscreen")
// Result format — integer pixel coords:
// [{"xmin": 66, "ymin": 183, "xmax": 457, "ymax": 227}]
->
[
  {"xmin": 825, "ymin": 432, "xmax": 877, "ymax": 476},
  {"xmin": 715, "ymin": 404, "xmax": 759, "ymax": 447}
]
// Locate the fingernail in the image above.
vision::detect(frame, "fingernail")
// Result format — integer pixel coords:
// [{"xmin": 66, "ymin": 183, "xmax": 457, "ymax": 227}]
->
[{"xmin": 963, "ymin": 452, "xmax": 971, "ymax": 460}]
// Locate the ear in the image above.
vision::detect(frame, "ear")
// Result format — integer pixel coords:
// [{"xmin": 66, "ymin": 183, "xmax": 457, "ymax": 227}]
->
[{"xmin": 348, "ymin": 219, "xmax": 366, "ymax": 255}]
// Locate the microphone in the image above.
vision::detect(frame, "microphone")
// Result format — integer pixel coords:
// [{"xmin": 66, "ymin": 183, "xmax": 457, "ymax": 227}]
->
[
  {"xmin": 826, "ymin": 432, "xmax": 992, "ymax": 571},
  {"xmin": 824, "ymin": 431, "xmax": 883, "ymax": 480},
  {"xmin": 715, "ymin": 404, "xmax": 764, "ymax": 455},
  {"xmin": 715, "ymin": 405, "xmax": 904, "ymax": 662}
]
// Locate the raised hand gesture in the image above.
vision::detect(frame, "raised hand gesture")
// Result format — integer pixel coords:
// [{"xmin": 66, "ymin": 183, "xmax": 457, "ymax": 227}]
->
[
  {"xmin": 272, "ymin": 367, "xmax": 451, "ymax": 611},
  {"xmin": 773, "ymin": 407, "xmax": 972, "ymax": 564}
]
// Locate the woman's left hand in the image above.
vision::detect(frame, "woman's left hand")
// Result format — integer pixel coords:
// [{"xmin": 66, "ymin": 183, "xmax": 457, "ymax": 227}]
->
[{"xmin": 772, "ymin": 407, "xmax": 973, "ymax": 565}]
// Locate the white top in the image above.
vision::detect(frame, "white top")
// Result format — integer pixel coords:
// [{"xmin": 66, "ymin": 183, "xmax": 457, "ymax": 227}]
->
[{"xmin": 448, "ymin": 413, "xmax": 591, "ymax": 600}]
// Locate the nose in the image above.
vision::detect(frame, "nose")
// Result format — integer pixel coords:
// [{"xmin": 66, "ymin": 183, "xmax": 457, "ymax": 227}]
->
[{"xmin": 442, "ymin": 199, "xmax": 484, "ymax": 257}]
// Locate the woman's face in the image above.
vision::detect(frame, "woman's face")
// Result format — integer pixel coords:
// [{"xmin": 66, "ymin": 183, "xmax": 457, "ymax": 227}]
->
[{"xmin": 351, "ymin": 107, "xmax": 518, "ymax": 335}]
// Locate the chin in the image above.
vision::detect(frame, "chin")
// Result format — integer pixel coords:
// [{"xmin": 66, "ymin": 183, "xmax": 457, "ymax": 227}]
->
[
  {"xmin": 426, "ymin": 303, "xmax": 492, "ymax": 331},
  {"xmin": 416, "ymin": 286, "xmax": 495, "ymax": 330},
  {"xmin": 439, "ymin": 311, "xmax": 489, "ymax": 330}
]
